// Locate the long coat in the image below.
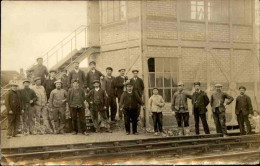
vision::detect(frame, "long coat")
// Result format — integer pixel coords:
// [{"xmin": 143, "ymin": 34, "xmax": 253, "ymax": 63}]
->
[
  {"xmin": 67, "ymin": 70, "xmax": 86, "ymax": 88},
  {"xmin": 130, "ymin": 77, "xmax": 144, "ymax": 97},
  {"xmin": 67, "ymin": 88, "xmax": 86, "ymax": 109},
  {"xmin": 85, "ymin": 70, "xmax": 103, "ymax": 89},
  {"xmin": 235, "ymin": 94, "xmax": 253, "ymax": 116},
  {"xmin": 113, "ymin": 76, "xmax": 128, "ymax": 98},
  {"xmin": 86, "ymin": 88, "xmax": 107, "ymax": 108},
  {"xmin": 191, "ymin": 90, "xmax": 210, "ymax": 114},
  {"xmin": 5, "ymin": 90, "xmax": 23, "ymax": 114}
]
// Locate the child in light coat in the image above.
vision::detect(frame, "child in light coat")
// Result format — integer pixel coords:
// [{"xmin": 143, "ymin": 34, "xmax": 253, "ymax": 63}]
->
[
  {"xmin": 252, "ymin": 110, "xmax": 260, "ymax": 133},
  {"xmin": 148, "ymin": 88, "xmax": 165, "ymax": 136}
]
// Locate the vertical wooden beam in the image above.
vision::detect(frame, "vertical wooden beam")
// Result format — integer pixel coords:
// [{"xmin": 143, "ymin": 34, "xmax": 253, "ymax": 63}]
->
[
  {"xmin": 176, "ymin": 0, "xmax": 182, "ymax": 82},
  {"xmin": 126, "ymin": 1, "xmax": 130, "ymax": 71}
]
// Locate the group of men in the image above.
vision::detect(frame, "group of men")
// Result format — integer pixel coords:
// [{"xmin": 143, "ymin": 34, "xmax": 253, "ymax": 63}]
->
[
  {"xmin": 172, "ymin": 82, "xmax": 254, "ymax": 137},
  {"xmin": 5, "ymin": 57, "xmax": 256, "ymax": 138},
  {"xmin": 5, "ymin": 57, "xmax": 144, "ymax": 138}
]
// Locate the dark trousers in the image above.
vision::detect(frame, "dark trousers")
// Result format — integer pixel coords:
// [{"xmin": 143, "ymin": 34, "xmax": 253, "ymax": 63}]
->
[
  {"xmin": 70, "ymin": 107, "xmax": 86, "ymax": 133},
  {"xmin": 106, "ymin": 96, "xmax": 117, "ymax": 121},
  {"xmin": 117, "ymin": 94, "xmax": 123, "ymax": 120},
  {"xmin": 194, "ymin": 108, "xmax": 210, "ymax": 134},
  {"xmin": 175, "ymin": 112, "xmax": 189, "ymax": 127},
  {"xmin": 124, "ymin": 108, "xmax": 138, "ymax": 133},
  {"xmin": 237, "ymin": 111, "xmax": 252, "ymax": 135},
  {"xmin": 7, "ymin": 113, "xmax": 20, "ymax": 136},
  {"xmin": 213, "ymin": 108, "xmax": 227, "ymax": 135},
  {"xmin": 152, "ymin": 112, "xmax": 163, "ymax": 132},
  {"xmin": 22, "ymin": 104, "xmax": 35, "ymax": 133},
  {"xmin": 53, "ymin": 106, "xmax": 66, "ymax": 133},
  {"xmin": 90, "ymin": 104, "xmax": 109, "ymax": 130}
]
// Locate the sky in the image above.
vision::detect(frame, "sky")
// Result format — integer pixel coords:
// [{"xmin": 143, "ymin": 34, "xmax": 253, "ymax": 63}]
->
[{"xmin": 1, "ymin": 1, "xmax": 88, "ymax": 72}]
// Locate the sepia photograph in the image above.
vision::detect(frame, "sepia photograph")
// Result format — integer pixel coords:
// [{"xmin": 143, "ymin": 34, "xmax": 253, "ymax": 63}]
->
[{"xmin": 1, "ymin": 0, "xmax": 260, "ymax": 165}]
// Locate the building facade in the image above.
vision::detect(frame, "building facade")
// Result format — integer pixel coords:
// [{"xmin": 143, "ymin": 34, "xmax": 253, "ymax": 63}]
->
[{"xmin": 87, "ymin": 0, "xmax": 260, "ymax": 127}]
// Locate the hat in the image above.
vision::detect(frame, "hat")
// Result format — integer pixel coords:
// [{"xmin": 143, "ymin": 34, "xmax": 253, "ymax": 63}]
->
[
  {"xmin": 36, "ymin": 57, "xmax": 43, "ymax": 61},
  {"xmin": 152, "ymin": 87, "xmax": 159, "ymax": 91},
  {"xmin": 34, "ymin": 77, "xmax": 41, "ymax": 82},
  {"xmin": 106, "ymin": 67, "xmax": 113, "ymax": 71},
  {"xmin": 9, "ymin": 80, "xmax": 19, "ymax": 86},
  {"xmin": 215, "ymin": 84, "xmax": 223, "ymax": 87},
  {"xmin": 118, "ymin": 68, "xmax": 126, "ymax": 72},
  {"xmin": 177, "ymin": 82, "xmax": 184, "ymax": 86},
  {"xmin": 132, "ymin": 69, "xmax": 139, "ymax": 73},
  {"xmin": 125, "ymin": 82, "xmax": 133, "ymax": 86},
  {"xmin": 239, "ymin": 86, "xmax": 246, "ymax": 90},
  {"xmin": 49, "ymin": 69, "xmax": 56, "ymax": 73},
  {"xmin": 54, "ymin": 80, "xmax": 62, "ymax": 85},
  {"xmin": 194, "ymin": 82, "xmax": 201, "ymax": 86},
  {"xmin": 71, "ymin": 79, "xmax": 79, "ymax": 83},
  {"xmin": 93, "ymin": 80, "xmax": 100, "ymax": 84},
  {"xmin": 23, "ymin": 79, "xmax": 31, "ymax": 84},
  {"xmin": 89, "ymin": 61, "xmax": 96, "ymax": 65}
]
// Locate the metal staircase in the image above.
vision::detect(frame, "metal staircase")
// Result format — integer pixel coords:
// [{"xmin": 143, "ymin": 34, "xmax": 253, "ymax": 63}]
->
[{"xmin": 1, "ymin": 25, "xmax": 100, "ymax": 128}]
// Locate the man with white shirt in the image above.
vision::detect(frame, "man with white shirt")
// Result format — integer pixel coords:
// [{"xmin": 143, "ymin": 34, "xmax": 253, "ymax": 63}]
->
[
  {"xmin": 85, "ymin": 61, "xmax": 103, "ymax": 91},
  {"xmin": 67, "ymin": 61, "xmax": 86, "ymax": 89},
  {"xmin": 86, "ymin": 80, "xmax": 111, "ymax": 133},
  {"xmin": 102, "ymin": 67, "xmax": 117, "ymax": 122}
]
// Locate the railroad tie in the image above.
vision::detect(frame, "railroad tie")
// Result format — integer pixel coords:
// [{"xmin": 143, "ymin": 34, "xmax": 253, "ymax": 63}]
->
[
  {"xmin": 42, "ymin": 153, "xmax": 50, "ymax": 160},
  {"xmin": 67, "ymin": 145, "xmax": 74, "ymax": 149},
  {"xmin": 171, "ymin": 143, "xmax": 178, "ymax": 147},
  {"xmin": 43, "ymin": 147, "xmax": 49, "ymax": 151},
  {"xmin": 113, "ymin": 142, "xmax": 119, "ymax": 146},
  {"xmin": 18, "ymin": 148, "xmax": 24, "ymax": 153},
  {"xmin": 246, "ymin": 142, "xmax": 252, "ymax": 149},
  {"xmin": 74, "ymin": 151, "xmax": 79, "ymax": 156},
  {"xmin": 136, "ymin": 140, "xmax": 143, "ymax": 144},
  {"xmin": 146, "ymin": 145, "xmax": 152, "ymax": 149},
  {"xmin": 225, "ymin": 144, "xmax": 231, "ymax": 150},
  {"xmin": 235, "ymin": 138, "xmax": 241, "ymax": 143},
  {"xmin": 86, "ymin": 144, "xmax": 92, "ymax": 148},
  {"xmin": 216, "ymin": 140, "xmax": 221, "ymax": 144},
  {"xmin": 192, "ymin": 142, "xmax": 198, "ymax": 145}
]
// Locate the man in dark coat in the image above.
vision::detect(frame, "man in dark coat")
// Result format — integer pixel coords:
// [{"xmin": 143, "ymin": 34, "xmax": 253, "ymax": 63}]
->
[
  {"xmin": 210, "ymin": 84, "xmax": 234, "ymax": 137},
  {"xmin": 86, "ymin": 80, "xmax": 111, "ymax": 133},
  {"xmin": 235, "ymin": 86, "xmax": 253, "ymax": 135},
  {"xmin": 43, "ymin": 69, "xmax": 57, "ymax": 100},
  {"xmin": 119, "ymin": 82, "xmax": 144, "ymax": 135},
  {"xmin": 61, "ymin": 69, "xmax": 69, "ymax": 91},
  {"xmin": 5, "ymin": 81, "xmax": 23, "ymax": 138},
  {"xmin": 130, "ymin": 69, "xmax": 144, "ymax": 118},
  {"xmin": 32, "ymin": 57, "xmax": 48, "ymax": 84},
  {"xmin": 113, "ymin": 68, "xmax": 128, "ymax": 120},
  {"xmin": 102, "ymin": 67, "xmax": 117, "ymax": 122},
  {"xmin": 20, "ymin": 79, "xmax": 37, "ymax": 135},
  {"xmin": 191, "ymin": 82, "xmax": 210, "ymax": 135},
  {"xmin": 67, "ymin": 79, "xmax": 88, "ymax": 135},
  {"xmin": 67, "ymin": 61, "xmax": 86, "ymax": 89},
  {"xmin": 85, "ymin": 61, "xmax": 103, "ymax": 90}
]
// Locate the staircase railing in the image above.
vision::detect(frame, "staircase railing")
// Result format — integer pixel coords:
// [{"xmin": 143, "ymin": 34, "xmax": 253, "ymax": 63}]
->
[{"xmin": 29, "ymin": 25, "xmax": 88, "ymax": 71}]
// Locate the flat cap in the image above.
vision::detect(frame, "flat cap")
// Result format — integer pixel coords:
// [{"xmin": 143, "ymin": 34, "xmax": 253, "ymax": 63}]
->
[
  {"xmin": 132, "ymin": 69, "xmax": 139, "ymax": 73},
  {"xmin": 106, "ymin": 67, "xmax": 113, "ymax": 71},
  {"xmin": 9, "ymin": 80, "xmax": 19, "ymax": 86},
  {"xmin": 49, "ymin": 69, "xmax": 56, "ymax": 73},
  {"xmin": 239, "ymin": 86, "xmax": 246, "ymax": 90},
  {"xmin": 93, "ymin": 80, "xmax": 100, "ymax": 84},
  {"xmin": 194, "ymin": 82, "xmax": 201, "ymax": 86},
  {"xmin": 54, "ymin": 80, "xmax": 62, "ymax": 84},
  {"xmin": 89, "ymin": 61, "xmax": 96, "ymax": 65},
  {"xmin": 152, "ymin": 87, "xmax": 159, "ymax": 91},
  {"xmin": 125, "ymin": 81, "xmax": 133, "ymax": 86},
  {"xmin": 23, "ymin": 79, "xmax": 31, "ymax": 84},
  {"xmin": 71, "ymin": 79, "xmax": 79, "ymax": 83},
  {"xmin": 215, "ymin": 83, "xmax": 223, "ymax": 87},
  {"xmin": 118, "ymin": 68, "xmax": 126, "ymax": 72},
  {"xmin": 34, "ymin": 77, "xmax": 41, "ymax": 82},
  {"xmin": 36, "ymin": 57, "xmax": 43, "ymax": 61}
]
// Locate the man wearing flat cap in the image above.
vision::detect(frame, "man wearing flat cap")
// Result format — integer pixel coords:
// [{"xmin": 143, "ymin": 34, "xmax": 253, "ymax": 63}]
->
[
  {"xmin": 235, "ymin": 86, "xmax": 253, "ymax": 135},
  {"xmin": 31, "ymin": 57, "xmax": 48, "ymax": 85},
  {"xmin": 67, "ymin": 61, "xmax": 86, "ymax": 89},
  {"xmin": 85, "ymin": 61, "xmax": 104, "ymax": 91},
  {"xmin": 102, "ymin": 67, "xmax": 117, "ymax": 122},
  {"xmin": 113, "ymin": 68, "xmax": 128, "ymax": 120},
  {"xmin": 20, "ymin": 79, "xmax": 37, "ymax": 135},
  {"xmin": 191, "ymin": 82, "xmax": 210, "ymax": 135},
  {"xmin": 130, "ymin": 69, "xmax": 144, "ymax": 119},
  {"xmin": 171, "ymin": 82, "xmax": 192, "ymax": 136},
  {"xmin": 210, "ymin": 83, "xmax": 234, "ymax": 137},
  {"xmin": 43, "ymin": 69, "xmax": 57, "ymax": 100}
]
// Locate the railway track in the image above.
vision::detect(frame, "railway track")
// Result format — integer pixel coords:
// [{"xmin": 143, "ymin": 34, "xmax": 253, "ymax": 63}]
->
[{"xmin": 2, "ymin": 134, "xmax": 260, "ymax": 164}]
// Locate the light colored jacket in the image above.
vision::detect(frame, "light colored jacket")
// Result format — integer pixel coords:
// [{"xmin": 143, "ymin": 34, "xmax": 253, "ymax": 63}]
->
[
  {"xmin": 31, "ymin": 85, "xmax": 47, "ymax": 106},
  {"xmin": 148, "ymin": 94, "xmax": 165, "ymax": 113},
  {"xmin": 48, "ymin": 89, "xmax": 67, "ymax": 108}
]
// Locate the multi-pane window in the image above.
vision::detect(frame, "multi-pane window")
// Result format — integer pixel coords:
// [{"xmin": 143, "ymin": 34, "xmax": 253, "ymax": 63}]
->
[
  {"xmin": 191, "ymin": 0, "xmax": 204, "ymax": 20},
  {"xmin": 231, "ymin": 0, "xmax": 252, "ymax": 25},
  {"xmin": 148, "ymin": 58, "xmax": 179, "ymax": 103},
  {"xmin": 102, "ymin": 0, "xmax": 126, "ymax": 24},
  {"xmin": 208, "ymin": 0, "xmax": 229, "ymax": 22}
]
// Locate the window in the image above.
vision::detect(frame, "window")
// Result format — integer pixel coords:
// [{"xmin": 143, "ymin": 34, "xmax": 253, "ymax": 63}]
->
[
  {"xmin": 231, "ymin": 0, "xmax": 252, "ymax": 24},
  {"xmin": 148, "ymin": 58, "xmax": 179, "ymax": 102},
  {"xmin": 208, "ymin": 0, "xmax": 229, "ymax": 22},
  {"xmin": 191, "ymin": 0, "xmax": 204, "ymax": 20},
  {"xmin": 102, "ymin": 0, "xmax": 126, "ymax": 24}
]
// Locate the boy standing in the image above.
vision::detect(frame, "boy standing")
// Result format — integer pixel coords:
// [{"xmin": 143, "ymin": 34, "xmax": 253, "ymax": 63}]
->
[
  {"xmin": 67, "ymin": 79, "xmax": 88, "ymax": 135},
  {"xmin": 48, "ymin": 80, "xmax": 67, "ymax": 134},
  {"xmin": 120, "ymin": 82, "xmax": 144, "ymax": 135},
  {"xmin": 5, "ymin": 80, "xmax": 23, "ymax": 139},
  {"xmin": 148, "ymin": 88, "xmax": 165, "ymax": 136},
  {"xmin": 87, "ymin": 80, "xmax": 111, "ymax": 133}
]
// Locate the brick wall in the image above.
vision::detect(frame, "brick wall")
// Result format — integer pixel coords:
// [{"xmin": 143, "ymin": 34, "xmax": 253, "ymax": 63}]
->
[
  {"xmin": 181, "ymin": 22, "xmax": 206, "ymax": 41},
  {"xmin": 146, "ymin": 0, "xmax": 177, "ymax": 17},
  {"xmin": 128, "ymin": 1, "xmax": 140, "ymax": 18},
  {"xmin": 101, "ymin": 24, "xmax": 126, "ymax": 45},
  {"xmin": 208, "ymin": 23, "xmax": 230, "ymax": 42},
  {"xmin": 129, "ymin": 19, "xmax": 140, "ymax": 40},
  {"xmin": 233, "ymin": 25, "xmax": 252, "ymax": 43},
  {"xmin": 147, "ymin": 46, "xmax": 179, "ymax": 57}
]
